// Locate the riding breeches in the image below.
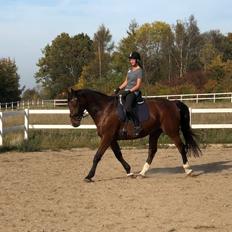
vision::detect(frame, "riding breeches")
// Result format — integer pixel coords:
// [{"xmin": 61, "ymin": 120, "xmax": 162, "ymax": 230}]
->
[
  {"xmin": 124, "ymin": 92, "xmax": 140, "ymax": 126},
  {"xmin": 124, "ymin": 92, "xmax": 136, "ymax": 112}
]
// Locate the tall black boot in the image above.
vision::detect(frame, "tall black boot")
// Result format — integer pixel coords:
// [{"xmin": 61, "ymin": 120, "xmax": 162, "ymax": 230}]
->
[{"xmin": 129, "ymin": 110, "xmax": 142, "ymax": 136}]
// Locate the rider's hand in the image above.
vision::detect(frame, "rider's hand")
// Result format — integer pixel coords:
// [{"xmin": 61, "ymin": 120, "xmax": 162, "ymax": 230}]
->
[
  {"xmin": 114, "ymin": 87, "xmax": 120, "ymax": 95},
  {"xmin": 121, "ymin": 90, "xmax": 131, "ymax": 98}
]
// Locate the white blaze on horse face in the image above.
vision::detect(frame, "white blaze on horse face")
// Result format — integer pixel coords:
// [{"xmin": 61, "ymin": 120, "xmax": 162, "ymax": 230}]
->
[
  {"xmin": 139, "ymin": 162, "xmax": 150, "ymax": 176},
  {"xmin": 183, "ymin": 162, "xmax": 193, "ymax": 175}
]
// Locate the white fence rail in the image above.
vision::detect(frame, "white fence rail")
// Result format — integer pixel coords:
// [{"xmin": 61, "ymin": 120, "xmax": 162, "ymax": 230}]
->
[
  {"xmin": 1, "ymin": 108, "xmax": 232, "ymax": 146},
  {"xmin": 190, "ymin": 108, "xmax": 232, "ymax": 129},
  {"xmin": 147, "ymin": 92, "xmax": 232, "ymax": 103},
  {"xmin": 1, "ymin": 92, "xmax": 232, "ymax": 111}
]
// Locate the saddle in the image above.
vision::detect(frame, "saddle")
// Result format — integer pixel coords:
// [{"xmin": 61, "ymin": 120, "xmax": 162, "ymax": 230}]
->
[{"xmin": 117, "ymin": 92, "xmax": 149, "ymax": 123}]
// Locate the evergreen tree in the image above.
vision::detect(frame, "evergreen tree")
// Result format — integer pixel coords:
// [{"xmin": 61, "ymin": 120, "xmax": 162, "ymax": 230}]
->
[{"xmin": 0, "ymin": 58, "xmax": 22, "ymax": 103}]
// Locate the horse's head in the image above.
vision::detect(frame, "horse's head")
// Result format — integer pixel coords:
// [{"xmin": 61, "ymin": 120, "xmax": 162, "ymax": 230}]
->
[{"xmin": 68, "ymin": 88, "xmax": 85, "ymax": 127}]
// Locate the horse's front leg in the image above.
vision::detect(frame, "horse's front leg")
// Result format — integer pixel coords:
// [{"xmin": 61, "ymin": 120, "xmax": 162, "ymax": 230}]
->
[
  {"xmin": 110, "ymin": 140, "xmax": 133, "ymax": 177},
  {"xmin": 84, "ymin": 136, "xmax": 112, "ymax": 182},
  {"xmin": 139, "ymin": 131, "xmax": 161, "ymax": 177}
]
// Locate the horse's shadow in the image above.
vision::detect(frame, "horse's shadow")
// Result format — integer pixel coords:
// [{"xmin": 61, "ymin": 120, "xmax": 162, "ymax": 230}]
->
[
  {"xmin": 94, "ymin": 160, "xmax": 232, "ymax": 182},
  {"xmin": 147, "ymin": 160, "xmax": 232, "ymax": 176}
]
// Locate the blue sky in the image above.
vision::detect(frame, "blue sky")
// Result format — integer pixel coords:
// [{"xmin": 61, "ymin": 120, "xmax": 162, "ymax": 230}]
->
[{"xmin": 0, "ymin": 0, "xmax": 232, "ymax": 89}]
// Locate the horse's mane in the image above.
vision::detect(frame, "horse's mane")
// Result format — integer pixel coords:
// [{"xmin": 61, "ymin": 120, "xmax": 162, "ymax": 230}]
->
[{"xmin": 75, "ymin": 88, "xmax": 114, "ymax": 100}]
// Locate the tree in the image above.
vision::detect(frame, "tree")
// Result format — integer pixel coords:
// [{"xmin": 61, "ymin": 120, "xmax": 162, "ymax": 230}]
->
[
  {"xmin": 172, "ymin": 15, "xmax": 202, "ymax": 78},
  {"xmin": 221, "ymin": 33, "xmax": 232, "ymax": 61},
  {"xmin": 204, "ymin": 56, "xmax": 232, "ymax": 92},
  {"xmin": 21, "ymin": 88, "xmax": 40, "ymax": 100},
  {"xmin": 173, "ymin": 20, "xmax": 186, "ymax": 78},
  {"xmin": 112, "ymin": 20, "xmax": 139, "ymax": 76},
  {"xmin": 220, "ymin": 60, "xmax": 232, "ymax": 92},
  {"xmin": 199, "ymin": 42, "xmax": 218, "ymax": 71},
  {"xmin": 77, "ymin": 25, "xmax": 115, "ymax": 93},
  {"xmin": 115, "ymin": 21, "xmax": 174, "ymax": 86},
  {"xmin": 208, "ymin": 55, "xmax": 225, "ymax": 82},
  {"xmin": 185, "ymin": 15, "xmax": 203, "ymax": 70},
  {"xmin": 35, "ymin": 33, "xmax": 93, "ymax": 98},
  {"xmin": 93, "ymin": 24, "xmax": 114, "ymax": 80},
  {"xmin": 135, "ymin": 21, "xmax": 174, "ymax": 84},
  {"xmin": 0, "ymin": 58, "xmax": 22, "ymax": 103}
]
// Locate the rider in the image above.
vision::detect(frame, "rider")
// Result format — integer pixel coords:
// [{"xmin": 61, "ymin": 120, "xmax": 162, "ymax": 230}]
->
[{"xmin": 114, "ymin": 51, "xmax": 143, "ymax": 136}]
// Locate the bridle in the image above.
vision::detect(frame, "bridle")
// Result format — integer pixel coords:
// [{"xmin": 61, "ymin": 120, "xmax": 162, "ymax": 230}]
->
[
  {"xmin": 69, "ymin": 97, "xmax": 84, "ymax": 121},
  {"xmin": 69, "ymin": 112, "xmax": 83, "ymax": 121}
]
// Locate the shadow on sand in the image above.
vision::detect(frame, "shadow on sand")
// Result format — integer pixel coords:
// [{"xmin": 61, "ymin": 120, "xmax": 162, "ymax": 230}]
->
[
  {"xmin": 147, "ymin": 160, "xmax": 232, "ymax": 176},
  {"xmin": 93, "ymin": 160, "xmax": 232, "ymax": 182}
]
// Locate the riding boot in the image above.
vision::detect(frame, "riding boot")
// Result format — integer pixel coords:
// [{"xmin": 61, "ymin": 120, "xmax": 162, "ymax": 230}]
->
[{"xmin": 129, "ymin": 110, "xmax": 142, "ymax": 136}]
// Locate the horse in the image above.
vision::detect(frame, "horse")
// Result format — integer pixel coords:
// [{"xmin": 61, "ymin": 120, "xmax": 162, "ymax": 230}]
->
[{"xmin": 68, "ymin": 88, "xmax": 202, "ymax": 182}]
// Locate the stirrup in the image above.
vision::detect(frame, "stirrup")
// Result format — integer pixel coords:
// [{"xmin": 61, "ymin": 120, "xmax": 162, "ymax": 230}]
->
[{"xmin": 134, "ymin": 126, "xmax": 142, "ymax": 136}]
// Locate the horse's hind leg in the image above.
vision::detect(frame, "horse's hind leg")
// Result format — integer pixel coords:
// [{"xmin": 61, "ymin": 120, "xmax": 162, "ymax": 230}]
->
[
  {"xmin": 111, "ymin": 140, "xmax": 133, "ymax": 176},
  {"xmin": 139, "ymin": 130, "xmax": 162, "ymax": 176},
  {"xmin": 171, "ymin": 135, "xmax": 193, "ymax": 175}
]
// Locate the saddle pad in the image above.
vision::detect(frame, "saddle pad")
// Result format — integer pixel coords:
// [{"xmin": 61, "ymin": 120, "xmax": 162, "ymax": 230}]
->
[{"xmin": 117, "ymin": 102, "xmax": 149, "ymax": 122}]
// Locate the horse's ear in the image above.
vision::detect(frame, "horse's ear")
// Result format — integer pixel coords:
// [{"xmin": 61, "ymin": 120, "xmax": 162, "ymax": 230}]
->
[
  {"xmin": 68, "ymin": 87, "xmax": 75, "ymax": 95},
  {"xmin": 71, "ymin": 88, "xmax": 75, "ymax": 95}
]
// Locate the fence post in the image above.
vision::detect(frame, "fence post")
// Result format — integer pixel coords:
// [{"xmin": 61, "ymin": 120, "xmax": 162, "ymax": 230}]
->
[
  {"xmin": 0, "ymin": 112, "xmax": 3, "ymax": 146},
  {"xmin": 24, "ymin": 109, "xmax": 29, "ymax": 140},
  {"xmin": 189, "ymin": 107, "xmax": 192, "ymax": 127}
]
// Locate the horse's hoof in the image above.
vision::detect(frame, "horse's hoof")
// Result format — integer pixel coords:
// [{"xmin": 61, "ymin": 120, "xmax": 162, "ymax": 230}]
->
[
  {"xmin": 185, "ymin": 169, "xmax": 193, "ymax": 176},
  {"xmin": 137, "ymin": 174, "xmax": 147, "ymax": 179},
  {"xmin": 84, "ymin": 178, "xmax": 94, "ymax": 183},
  {"xmin": 127, "ymin": 173, "xmax": 136, "ymax": 178}
]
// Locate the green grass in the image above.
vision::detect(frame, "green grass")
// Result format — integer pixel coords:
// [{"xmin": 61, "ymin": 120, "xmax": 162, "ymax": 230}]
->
[{"xmin": 1, "ymin": 128, "xmax": 232, "ymax": 153}]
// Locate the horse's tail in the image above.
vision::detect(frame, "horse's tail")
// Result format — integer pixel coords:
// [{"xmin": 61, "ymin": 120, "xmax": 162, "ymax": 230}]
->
[{"xmin": 175, "ymin": 101, "xmax": 202, "ymax": 157}]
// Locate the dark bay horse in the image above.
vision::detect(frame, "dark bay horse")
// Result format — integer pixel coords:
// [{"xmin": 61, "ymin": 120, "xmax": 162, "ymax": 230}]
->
[{"xmin": 68, "ymin": 88, "xmax": 201, "ymax": 182}]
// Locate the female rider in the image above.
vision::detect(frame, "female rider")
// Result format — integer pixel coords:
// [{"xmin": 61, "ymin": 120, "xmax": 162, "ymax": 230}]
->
[{"xmin": 114, "ymin": 51, "xmax": 143, "ymax": 136}]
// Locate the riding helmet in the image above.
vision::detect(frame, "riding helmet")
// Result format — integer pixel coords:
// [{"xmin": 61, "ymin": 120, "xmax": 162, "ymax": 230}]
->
[{"xmin": 128, "ymin": 51, "xmax": 141, "ymax": 61}]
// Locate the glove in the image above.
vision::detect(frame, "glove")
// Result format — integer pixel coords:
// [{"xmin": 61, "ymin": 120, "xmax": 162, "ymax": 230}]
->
[
  {"xmin": 121, "ymin": 90, "xmax": 131, "ymax": 98},
  {"xmin": 114, "ymin": 87, "xmax": 121, "ymax": 95}
]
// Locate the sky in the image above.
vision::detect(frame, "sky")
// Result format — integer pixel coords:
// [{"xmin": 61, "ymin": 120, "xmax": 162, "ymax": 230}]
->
[{"xmin": 0, "ymin": 0, "xmax": 232, "ymax": 89}]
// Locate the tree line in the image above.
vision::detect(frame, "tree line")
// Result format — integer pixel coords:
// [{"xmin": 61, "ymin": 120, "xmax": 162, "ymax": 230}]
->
[{"xmin": 1, "ymin": 15, "xmax": 232, "ymax": 102}]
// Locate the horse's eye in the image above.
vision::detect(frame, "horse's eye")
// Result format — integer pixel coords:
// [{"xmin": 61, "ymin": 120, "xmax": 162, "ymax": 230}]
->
[{"xmin": 71, "ymin": 98, "xmax": 77, "ymax": 103}]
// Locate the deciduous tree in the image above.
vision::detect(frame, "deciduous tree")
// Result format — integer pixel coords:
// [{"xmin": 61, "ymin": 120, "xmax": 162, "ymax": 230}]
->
[{"xmin": 35, "ymin": 33, "xmax": 93, "ymax": 98}]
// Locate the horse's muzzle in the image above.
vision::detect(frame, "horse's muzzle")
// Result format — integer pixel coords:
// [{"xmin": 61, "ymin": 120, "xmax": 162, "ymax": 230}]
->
[{"xmin": 71, "ymin": 119, "xmax": 81, "ymax": 127}]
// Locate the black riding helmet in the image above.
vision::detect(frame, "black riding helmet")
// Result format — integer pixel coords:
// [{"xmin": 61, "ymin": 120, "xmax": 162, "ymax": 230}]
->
[{"xmin": 128, "ymin": 51, "xmax": 141, "ymax": 61}]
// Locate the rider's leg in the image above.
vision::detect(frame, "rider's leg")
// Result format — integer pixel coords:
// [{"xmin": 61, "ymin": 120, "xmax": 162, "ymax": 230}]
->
[{"xmin": 125, "ymin": 93, "xmax": 141, "ymax": 136}]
